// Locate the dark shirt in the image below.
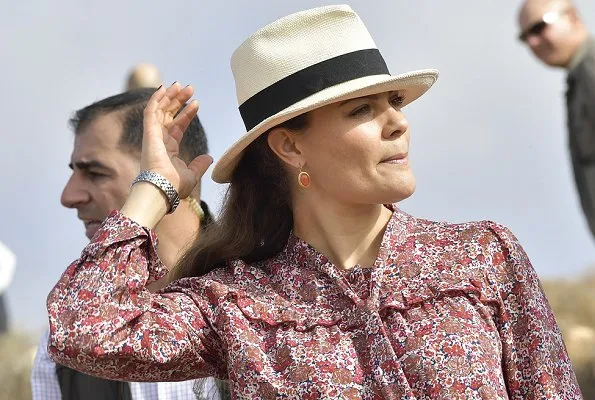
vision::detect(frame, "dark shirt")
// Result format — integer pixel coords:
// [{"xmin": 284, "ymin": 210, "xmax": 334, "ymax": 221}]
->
[
  {"xmin": 567, "ymin": 36, "xmax": 595, "ymax": 238},
  {"xmin": 0, "ymin": 293, "xmax": 7, "ymax": 333}
]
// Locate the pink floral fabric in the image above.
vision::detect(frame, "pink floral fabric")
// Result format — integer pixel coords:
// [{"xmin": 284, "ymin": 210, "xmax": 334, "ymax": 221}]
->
[{"xmin": 47, "ymin": 207, "xmax": 582, "ymax": 399}]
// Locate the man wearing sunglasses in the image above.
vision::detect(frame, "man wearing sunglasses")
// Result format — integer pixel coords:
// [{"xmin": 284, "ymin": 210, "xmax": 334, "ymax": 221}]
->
[{"xmin": 519, "ymin": 0, "xmax": 595, "ymax": 238}]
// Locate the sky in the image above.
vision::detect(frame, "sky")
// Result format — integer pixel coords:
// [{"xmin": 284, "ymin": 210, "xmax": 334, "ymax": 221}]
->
[{"xmin": 1, "ymin": 0, "xmax": 594, "ymax": 333}]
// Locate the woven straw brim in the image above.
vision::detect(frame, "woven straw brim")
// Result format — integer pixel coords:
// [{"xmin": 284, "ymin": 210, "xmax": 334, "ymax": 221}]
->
[{"xmin": 212, "ymin": 69, "xmax": 438, "ymax": 183}]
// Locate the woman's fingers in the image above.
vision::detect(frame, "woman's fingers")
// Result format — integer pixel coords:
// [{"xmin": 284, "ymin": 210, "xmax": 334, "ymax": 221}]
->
[
  {"xmin": 143, "ymin": 85, "xmax": 167, "ymax": 140},
  {"xmin": 169, "ymin": 99, "xmax": 199, "ymax": 143},
  {"xmin": 156, "ymin": 83, "xmax": 180, "ymax": 117},
  {"xmin": 170, "ymin": 154, "xmax": 212, "ymax": 198},
  {"xmin": 165, "ymin": 85, "xmax": 194, "ymax": 115},
  {"xmin": 154, "ymin": 83, "xmax": 195, "ymax": 136},
  {"xmin": 140, "ymin": 81, "xmax": 204, "ymax": 195},
  {"xmin": 144, "ymin": 85, "xmax": 166, "ymax": 117},
  {"xmin": 187, "ymin": 154, "xmax": 214, "ymax": 181}
]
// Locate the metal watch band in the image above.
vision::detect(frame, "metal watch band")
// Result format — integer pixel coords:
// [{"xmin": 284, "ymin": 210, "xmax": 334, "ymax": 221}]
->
[{"xmin": 132, "ymin": 171, "xmax": 180, "ymax": 214}]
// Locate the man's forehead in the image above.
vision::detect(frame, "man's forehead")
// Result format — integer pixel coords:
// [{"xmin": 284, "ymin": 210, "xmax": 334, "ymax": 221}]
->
[
  {"xmin": 75, "ymin": 112, "xmax": 123, "ymax": 144},
  {"xmin": 519, "ymin": 0, "xmax": 570, "ymax": 26},
  {"xmin": 70, "ymin": 112, "xmax": 132, "ymax": 165}
]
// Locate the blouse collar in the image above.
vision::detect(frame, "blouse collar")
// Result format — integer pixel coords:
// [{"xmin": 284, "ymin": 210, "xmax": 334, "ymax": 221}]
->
[{"xmin": 280, "ymin": 204, "xmax": 412, "ymax": 281}]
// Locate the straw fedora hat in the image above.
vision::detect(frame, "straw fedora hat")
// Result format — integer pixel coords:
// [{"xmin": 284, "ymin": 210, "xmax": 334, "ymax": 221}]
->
[{"xmin": 212, "ymin": 4, "xmax": 439, "ymax": 183}]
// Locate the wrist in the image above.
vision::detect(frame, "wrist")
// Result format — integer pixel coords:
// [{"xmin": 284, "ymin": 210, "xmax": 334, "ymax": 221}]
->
[{"xmin": 121, "ymin": 182, "xmax": 169, "ymax": 229}]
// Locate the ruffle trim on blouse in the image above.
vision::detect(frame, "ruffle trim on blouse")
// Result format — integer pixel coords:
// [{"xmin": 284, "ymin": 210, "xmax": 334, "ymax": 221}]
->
[{"xmin": 225, "ymin": 275, "xmax": 499, "ymax": 332}]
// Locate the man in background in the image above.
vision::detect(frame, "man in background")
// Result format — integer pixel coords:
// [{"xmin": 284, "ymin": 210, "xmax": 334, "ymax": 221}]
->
[
  {"xmin": 0, "ymin": 241, "xmax": 16, "ymax": 334},
  {"xmin": 519, "ymin": 0, "xmax": 595, "ymax": 237},
  {"xmin": 31, "ymin": 87, "xmax": 220, "ymax": 400},
  {"xmin": 126, "ymin": 63, "xmax": 162, "ymax": 90}
]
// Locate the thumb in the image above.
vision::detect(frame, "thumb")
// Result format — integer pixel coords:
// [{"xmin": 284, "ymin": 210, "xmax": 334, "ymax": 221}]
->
[{"xmin": 188, "ymin": 154, "xmax": 214, "ymax": 180}]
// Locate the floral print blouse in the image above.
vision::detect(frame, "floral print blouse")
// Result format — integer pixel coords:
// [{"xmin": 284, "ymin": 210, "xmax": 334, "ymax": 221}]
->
[{"xmin": 47, "ymin": 207, "xmax": 582, "ymax": 399}]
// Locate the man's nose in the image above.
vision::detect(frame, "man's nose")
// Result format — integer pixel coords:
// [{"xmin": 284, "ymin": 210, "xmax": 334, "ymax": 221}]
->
[
  {"xmin": 526, "ymin": 33, "xmax": 542, "ymax": 49},
  {"xmin": 60, "ymin": 175, "xmax": 90, "ymax": 209}
]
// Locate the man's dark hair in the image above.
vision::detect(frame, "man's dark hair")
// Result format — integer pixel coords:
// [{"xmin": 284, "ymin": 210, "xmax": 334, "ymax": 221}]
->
[{"xmin": 69, "ymin": 88, "xmax": 208, "ymax": 162}]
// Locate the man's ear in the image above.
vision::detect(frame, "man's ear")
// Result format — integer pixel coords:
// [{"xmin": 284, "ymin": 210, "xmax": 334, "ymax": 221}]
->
[
  {"xmin": 567, "ymin": 7, "xmax": 581, "ymax": 23},
  {"xmin": 267, "ymin": 128, "xmax": 303, "ymax": 169}
]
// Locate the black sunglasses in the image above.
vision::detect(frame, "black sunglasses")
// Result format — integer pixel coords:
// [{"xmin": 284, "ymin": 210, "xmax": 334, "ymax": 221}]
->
[
  {"xmin": 519, "ymin": 20, "xmax": 548, "ymax": 42},
  {"xmin": 518, "ymin": 9, "xmax": 570, "ymax": 42}
]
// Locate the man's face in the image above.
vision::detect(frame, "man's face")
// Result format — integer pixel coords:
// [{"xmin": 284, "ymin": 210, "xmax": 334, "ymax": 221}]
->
[
  {"xmin": 519, "ymin": 2, "xmax": 579, "ymax": 67},
  {"xmin": 61, "ymin": 112, "xmax": 140, "ymax": 239}
]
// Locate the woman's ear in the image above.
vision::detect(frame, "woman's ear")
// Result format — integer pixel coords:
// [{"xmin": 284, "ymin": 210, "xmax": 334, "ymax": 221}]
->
[{"xmin": 267, "ymin": 128, "xmax": 303, "ymax": 169}]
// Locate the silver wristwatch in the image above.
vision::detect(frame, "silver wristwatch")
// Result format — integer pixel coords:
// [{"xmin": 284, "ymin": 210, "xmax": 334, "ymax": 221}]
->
[{"xmin": 132, "ymin": 171, "xmax": 180, "ymax": 214}]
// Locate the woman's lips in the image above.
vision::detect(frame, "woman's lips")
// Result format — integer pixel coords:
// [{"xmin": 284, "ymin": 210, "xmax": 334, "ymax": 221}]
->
[{"xmin": 381, "ymin": 153, "xmax": 408, "ymax": 164}]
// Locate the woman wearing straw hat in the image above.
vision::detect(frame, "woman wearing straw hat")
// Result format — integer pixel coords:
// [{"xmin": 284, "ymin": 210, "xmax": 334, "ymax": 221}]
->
[{"xmin": 47, "ymin": 5, "xmax": 581, "ymax": 399}]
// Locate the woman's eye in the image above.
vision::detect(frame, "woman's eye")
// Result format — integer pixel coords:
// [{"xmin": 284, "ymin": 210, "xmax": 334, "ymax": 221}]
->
[
  {"xmin": 390, "ymin": 95, "xmax": 405, "ymax": 108},
  {"xmin": 349, "ymin": 104, "xmax": 371, "ymax": 116}
]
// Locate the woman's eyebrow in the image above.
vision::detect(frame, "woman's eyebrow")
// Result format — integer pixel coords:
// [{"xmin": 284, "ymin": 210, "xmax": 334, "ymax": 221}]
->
[{"xmin": 339, "ymin": 94, "xmax": 380, "ymax": 107}]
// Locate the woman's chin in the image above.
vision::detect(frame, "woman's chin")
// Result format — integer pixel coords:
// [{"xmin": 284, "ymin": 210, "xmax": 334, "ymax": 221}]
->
[
  {"xmin": 373, "ymin": 185, "xmax": 416, "ymax": 205},
  {"xmin": 387, "ymin": 174, "xmax": 416, "ymax": 201}
]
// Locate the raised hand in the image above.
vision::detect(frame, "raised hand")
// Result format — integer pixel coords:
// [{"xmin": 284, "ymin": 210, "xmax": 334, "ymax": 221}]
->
[{"xmin": 142, "ymin": 83, "xmax": 213, "ymax": 199}]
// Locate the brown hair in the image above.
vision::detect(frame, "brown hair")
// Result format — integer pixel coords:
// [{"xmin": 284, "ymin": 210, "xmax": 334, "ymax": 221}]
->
[{"xmin": 173, "ymin": 113, "xmax": 309, "ymax": 279}]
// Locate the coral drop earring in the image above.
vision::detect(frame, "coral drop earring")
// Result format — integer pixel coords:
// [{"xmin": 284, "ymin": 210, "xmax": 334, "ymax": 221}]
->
[{"xmin": 298, "ymin": 168, "xmax": 311, "ymax": 188}]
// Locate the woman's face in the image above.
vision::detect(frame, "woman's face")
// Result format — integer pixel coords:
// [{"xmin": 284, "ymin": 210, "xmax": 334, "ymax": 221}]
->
[{"xmin": 295, "ymin": 90, "xmax": 415, "ymax": 205}]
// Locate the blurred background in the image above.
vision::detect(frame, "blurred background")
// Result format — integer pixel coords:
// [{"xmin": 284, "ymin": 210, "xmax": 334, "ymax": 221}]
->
[{"xmin": 0, "ymin": 0, "xmax": 594, "ymax": 398}]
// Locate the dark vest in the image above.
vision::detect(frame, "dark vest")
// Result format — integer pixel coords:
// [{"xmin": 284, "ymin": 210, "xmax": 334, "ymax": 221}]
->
[
  {"xmin": 0, "ymin": 293, "xmax": 8, "ymax": 333},
  {"xmin": 56, "ymin": 364, "xmax": 132, "ymax": 400}
]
